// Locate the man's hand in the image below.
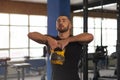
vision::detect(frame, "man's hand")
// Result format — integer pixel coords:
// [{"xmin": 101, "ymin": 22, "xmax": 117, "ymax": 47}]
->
[
  {"xmin": 47, "ymin": 36, "xmax": 58, "ymax": 50},
  {"xmin": 47, "ymin": 36, "xmax": 70, "ymax": 50}
]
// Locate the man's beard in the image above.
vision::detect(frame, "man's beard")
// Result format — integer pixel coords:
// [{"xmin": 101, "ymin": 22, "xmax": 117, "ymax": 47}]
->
[{"xmin": 57, "ymin": 27, "xmax": 69, "ymax": 33}]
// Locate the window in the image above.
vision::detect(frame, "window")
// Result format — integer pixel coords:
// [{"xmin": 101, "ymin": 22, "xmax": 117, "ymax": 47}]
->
[
  {"xmin": 0, "ymin": 13, "xmax": 47, "ymax": 60},
  {"xmin": 73, "ymin": 16, "xmax": 117, "ymax": 55},
  {"xmin": 0, "ymin": 13, "xmax": 9, "ymax": 25},
  {"xmin": 29, "ymin": 15, "xmax": 47, "ymax": 57},
  {"xmin": 0, "ymin": 26, "xmax": 9, "ymax": 48}
]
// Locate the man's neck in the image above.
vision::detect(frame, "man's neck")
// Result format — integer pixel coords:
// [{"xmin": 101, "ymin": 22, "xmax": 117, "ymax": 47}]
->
[{"xmin": 58, "ymin": 31, "xmax": 71, "ymax": 39}]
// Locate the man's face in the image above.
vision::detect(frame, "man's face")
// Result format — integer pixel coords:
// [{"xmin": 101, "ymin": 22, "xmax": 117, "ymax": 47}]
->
[{"xmin": 56, "ymin": 16, "xmax": 71, "ymax": 33}]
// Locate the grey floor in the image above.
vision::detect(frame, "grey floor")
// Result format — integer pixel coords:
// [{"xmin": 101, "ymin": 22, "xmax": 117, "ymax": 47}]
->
[
  {"xmin": 0, "ymin": 70, "xmax": 45, "ymax": 80},
  {"xmin": 0, "ymin": 69, "xmax": 117, "ymax": 80},
  {"xmin": 0, "ymin": 73, "xmax": 43, "ymax": 80},
  {"xmin": 8, "ymin": 76, "xmax": 41, "ymax": 80},
  {"xmin": 11, "ymin": 76, "xmax": 45, "ymax": 80}
]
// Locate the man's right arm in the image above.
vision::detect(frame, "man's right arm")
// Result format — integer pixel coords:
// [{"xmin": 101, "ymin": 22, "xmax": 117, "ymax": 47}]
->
[
  {"xmin": 28, "ymin": 32, "xmax": 58, "ymax": 50},
  {"xmin": 28, "ymin": 32, "xmax": 49, "ymax": 44}
]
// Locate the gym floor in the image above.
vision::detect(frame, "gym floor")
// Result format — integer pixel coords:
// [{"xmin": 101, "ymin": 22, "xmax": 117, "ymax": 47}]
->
[{"xmin": 0, "ymin": 69, "xmax": 116, "ymax": 80}]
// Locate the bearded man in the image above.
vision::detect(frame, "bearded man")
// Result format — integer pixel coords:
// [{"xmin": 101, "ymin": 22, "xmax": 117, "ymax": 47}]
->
[{"xmin": 28, "ymin": 16, "xmax": 93, "ymax": 80}]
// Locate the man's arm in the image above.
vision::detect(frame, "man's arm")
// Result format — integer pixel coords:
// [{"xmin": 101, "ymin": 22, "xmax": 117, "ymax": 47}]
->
[
  {"xmin": 67, "ymin": 32, "xmax": 93, "ymax": 44},
  {"xmin": 57, "ymin": 33, "xmax": 93, "ymax": 49},
  {"xmin": 28, "ymin": 32, "xmax": 49, "ymax": 44},
  {"xmin": 28, "ymin": 32, "xmax": 58, "ymax": 50}
]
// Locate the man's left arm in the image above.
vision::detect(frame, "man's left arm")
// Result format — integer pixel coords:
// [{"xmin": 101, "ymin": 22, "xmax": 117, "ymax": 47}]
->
[
  {"xmin": 57, "ymin": 33, "xmax": 94, "ymax": 49},
  {"xmin": 67, "ymin": 32, "xmax": 93, "ymax": 44}
]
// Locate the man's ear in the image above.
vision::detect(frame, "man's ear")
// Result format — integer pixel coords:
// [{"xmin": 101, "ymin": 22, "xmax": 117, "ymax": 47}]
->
[{"xmin": 69, "ymin": 22, "xmax": 72, "ymax": 29}]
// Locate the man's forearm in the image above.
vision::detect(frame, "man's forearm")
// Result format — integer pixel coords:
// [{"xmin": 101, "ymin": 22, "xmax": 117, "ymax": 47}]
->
[
  {"xmin": 28, "ymin": 32, "xmax": 50, "ymax": 44},
  {"xmin": 28, "ymin": 32, "xmax": 58, "ymax": 50},
  {"xmin": 67, "ymin": 33, "xmax": 93, "ymax": 44}
]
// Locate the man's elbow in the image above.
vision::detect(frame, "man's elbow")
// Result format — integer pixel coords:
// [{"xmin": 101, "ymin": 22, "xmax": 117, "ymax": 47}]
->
[
  {"xmin": 87, "ymin": 34, "xmax": 94, "ymax": 43},
  {"xmin": 27, "ymin": 32, "xmax": 37, "ymax": 39},
  {"xmin": 28, "ymin": 32, "xmax": 33, "ymax": 39}
]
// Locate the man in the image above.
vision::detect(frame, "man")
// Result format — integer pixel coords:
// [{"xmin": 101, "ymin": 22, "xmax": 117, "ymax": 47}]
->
[{"xmin": 28, "ymin": 16, "xmax": 93, "ymax": 80}]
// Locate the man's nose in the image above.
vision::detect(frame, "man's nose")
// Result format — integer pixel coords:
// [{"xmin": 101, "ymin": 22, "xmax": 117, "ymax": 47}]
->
[{"xmin": 59, "ymin": 21, "xmax": 63, "ymax": 24}]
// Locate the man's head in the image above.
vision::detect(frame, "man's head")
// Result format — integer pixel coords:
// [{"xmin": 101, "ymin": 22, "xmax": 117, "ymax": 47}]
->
[{"xmin": 56, "ymin": 16, "xmax": 72, "ymax": 33}]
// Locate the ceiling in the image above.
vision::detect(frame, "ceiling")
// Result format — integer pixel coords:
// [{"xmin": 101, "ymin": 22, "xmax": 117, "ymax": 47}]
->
[{"xmin": 11, "ymin": 0, "xmax": 117, "ymax": 12}]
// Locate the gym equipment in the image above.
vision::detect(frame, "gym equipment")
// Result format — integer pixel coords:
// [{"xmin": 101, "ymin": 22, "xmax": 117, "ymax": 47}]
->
[
  {"xmin": 12, "ymin": 63, "xmax": 31, "ymax": 80},
  {"xmin": 93, "ymin": 46, "xmax": 108, "ymax": 80},
  {"xmin": 0, "ymin": 57, "xmax": 10, "ymax": 80},
  {"xmin": 50, "ymin": 48, "xmax": 65, "ymax": 65},
  {"xmin": 92, "ymin": 0, "xmax": 108, "ymax": 79}
]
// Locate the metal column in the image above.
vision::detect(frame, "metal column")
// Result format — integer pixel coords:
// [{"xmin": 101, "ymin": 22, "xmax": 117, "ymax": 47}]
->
[
  {"xmin": 117, "ymin": 0, "xmax": 120, "ymax": 79},
  {"xmin": 83, "ymin": 0, "xmax": 88, "ymax": 80}
]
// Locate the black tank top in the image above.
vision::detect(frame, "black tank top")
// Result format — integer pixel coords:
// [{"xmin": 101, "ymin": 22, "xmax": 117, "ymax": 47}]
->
[{"xmin": 51, "ymin": 36, "xmax": 83, "ymax": 80}]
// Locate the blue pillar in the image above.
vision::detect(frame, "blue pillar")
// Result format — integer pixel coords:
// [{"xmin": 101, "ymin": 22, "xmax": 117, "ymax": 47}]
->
[
  {"xmin": 47, "ymin": 0, "xmax": 70, "ymax": 80},
  {"xmin": 47, "ymin": 0, "xmax": 70, "ymax": 36}
]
